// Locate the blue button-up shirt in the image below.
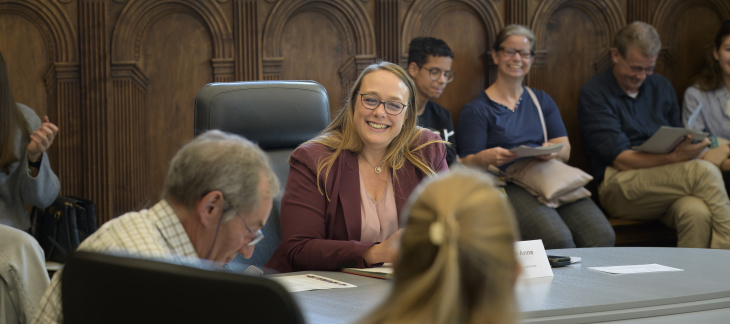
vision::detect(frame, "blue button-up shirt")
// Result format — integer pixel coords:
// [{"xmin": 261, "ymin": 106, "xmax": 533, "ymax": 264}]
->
[{"xmin": 578, "ymin": 69, "xmax": 681, "ymax": 184}]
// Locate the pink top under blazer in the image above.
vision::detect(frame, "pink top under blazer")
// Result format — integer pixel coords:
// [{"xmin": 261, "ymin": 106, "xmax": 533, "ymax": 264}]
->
[{"xmin": 266, "ymin": 130, "xmax": 447, "ymax": 273}]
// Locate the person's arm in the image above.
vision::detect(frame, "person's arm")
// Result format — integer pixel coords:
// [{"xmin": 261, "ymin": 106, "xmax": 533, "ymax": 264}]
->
[
  {"xmin": 31, "ymin": 268, "xmax": 63, "ymax": 324},
  {"xmin": 536, "ymin": 136, "xmax": 570, "ymax": 162},
  {"xmin": 457, "ymin": 98, "xmax": 518, "ymax": 170},
  {"xmin": 363, "ymin": 228, "xmax": 402, "ymax": 265},
  {"xmin": 682, "ymin": 86, "xmax": 707, "ymax": 132},
  {"xmin": 613, "ymin": 136, "xmax": 710, "ymax": 171},
  {"xmin": 579, "ymin": 81, "xmax": 642, "ymax": 172},
  {"xmin": 20, "ymin": 114, "xmax": 60, "ymax": 208},
  {"xmin": 276, "ymin": 147, "xmax": 374, "ymax": 271},
  {"xmin": 459, "ymin": 148, "xmax": 518, "ymax": 170}
]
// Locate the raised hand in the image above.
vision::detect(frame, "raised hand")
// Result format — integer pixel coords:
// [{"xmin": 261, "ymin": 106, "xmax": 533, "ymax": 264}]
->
[{"xmin": 26, "ymin": 116, "xmax": 59, "ymax": 163}]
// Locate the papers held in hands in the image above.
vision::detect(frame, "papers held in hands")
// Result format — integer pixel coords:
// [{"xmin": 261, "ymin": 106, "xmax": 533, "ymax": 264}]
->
[
  {"xmin": 632, "ymin": 126, "xmax": 709, "ymax": 154},
  {"xmin": 510, "ymin": 142, "xmax": 564, "ymax": 158},
  {"xmin": 341, "ymin": 265, "xmax": 393, "ymax": 279}
]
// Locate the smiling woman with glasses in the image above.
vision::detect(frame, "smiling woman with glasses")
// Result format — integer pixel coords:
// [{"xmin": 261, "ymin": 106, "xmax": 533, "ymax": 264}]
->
[
  {"xmin": 266, "ymin": 61, "xmax": 448, "ymax": 273},
  {"xmin": 457, "ymin": 24, "xmax": 614, "ymax": 250}
]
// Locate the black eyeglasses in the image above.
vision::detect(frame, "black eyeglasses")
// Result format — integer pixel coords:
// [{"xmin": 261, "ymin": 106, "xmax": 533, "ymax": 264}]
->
[
  {"xmin": 498, "ymin": 47, "xmax": 534, "ymax": 58},
  {"xmin": 356, "ymin": 92, "xmax": 407, "ymax": 115},
  {"xmin": 423, "ymin": 67, "xmax": 455, "ymax": 83}
]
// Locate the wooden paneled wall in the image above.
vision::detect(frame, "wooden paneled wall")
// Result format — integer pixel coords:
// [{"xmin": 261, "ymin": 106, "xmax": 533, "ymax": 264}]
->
[{"xmin": 1, "ymin": 0, "xmax": 728, "ymax": 223}]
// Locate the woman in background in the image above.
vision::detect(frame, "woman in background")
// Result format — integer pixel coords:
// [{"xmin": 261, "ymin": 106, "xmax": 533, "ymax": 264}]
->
[
  {"xmin": 266, "ymin": 61, "xmax": 447, "ymax": 273},
  {"xmin": 683, "ymin": 20, "xmax": 730, "ymax": 191},
  {"xmin": 0, "ymin": 51, "xmax": 59, "ymax": 324},
  {"xmin": 457, "ymin": 24, "xmax": 614, "ymax": 249},
  {"xmin": 358, "ymin": 167, "xmax": 520, "ymax": 324}
]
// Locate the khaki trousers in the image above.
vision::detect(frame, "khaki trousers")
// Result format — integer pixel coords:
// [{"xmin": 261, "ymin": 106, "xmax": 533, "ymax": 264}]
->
[{"xmin": 599, "ymin": 160, "xmax": 730, "ymax": 249}]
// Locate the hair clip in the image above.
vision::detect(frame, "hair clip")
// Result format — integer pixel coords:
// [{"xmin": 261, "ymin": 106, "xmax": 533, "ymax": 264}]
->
[{"xmin": 429, "ymin": 222, "xmax": 445, "ymax": 245}]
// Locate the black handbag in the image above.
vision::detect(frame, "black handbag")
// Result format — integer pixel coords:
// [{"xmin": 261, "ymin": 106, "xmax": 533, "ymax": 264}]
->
[{"xmin": 31, "ymin": 196, "xmax": 98, "ymax": 263}]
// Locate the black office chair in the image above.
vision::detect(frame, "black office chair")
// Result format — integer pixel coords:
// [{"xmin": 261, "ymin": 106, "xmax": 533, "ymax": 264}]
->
[
  {"xmin": 193, "ymin": 81, "xmax": 330, "ymax": 272},
  {"xmin": 62, "ymin": 251, "xmax": 305, "ymax": 323}
]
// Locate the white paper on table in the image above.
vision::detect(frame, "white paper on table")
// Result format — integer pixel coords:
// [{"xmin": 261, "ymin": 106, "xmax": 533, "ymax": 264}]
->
[
  {"xmin": 271, "ymin": 274, "xmax": 357, "ymax": 292},
  {"xmin": 588, "ymin": 264, "xmax": 683, "ymax": 275}
]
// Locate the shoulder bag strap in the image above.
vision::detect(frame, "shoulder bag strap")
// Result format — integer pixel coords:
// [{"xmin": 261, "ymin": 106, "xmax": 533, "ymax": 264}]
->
[{"xmin": 525, "ymin": 87, "xmax": 547, "ymax": 143}]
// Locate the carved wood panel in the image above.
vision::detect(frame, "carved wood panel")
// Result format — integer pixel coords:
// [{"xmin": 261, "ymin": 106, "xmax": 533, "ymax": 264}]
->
[
  {"xmin": 532, "ymin": 0, "xmax": 624, "ymax": 172},
  {"xmin": 0, "ymin": 0, "xmax": 727, "ymax": 225}
]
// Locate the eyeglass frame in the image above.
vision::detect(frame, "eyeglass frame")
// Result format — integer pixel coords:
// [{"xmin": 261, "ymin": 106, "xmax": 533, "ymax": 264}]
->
[
  {"xmin": 421, "ymin": 66, "xmax": 455, "ymax": 83},
  {"xmin": 356, "ymin": 91, "xmax": 408, "ymax": 115},
  {"xmin": 240, "ymin": 216, "xmax": 264, "ymax": 246},
  {"xmin": 498, "ymin": 46, "xmax": 535, "ymax": 59},
  {"xmin": 616, "ymin": 51, "xmax": 655, "ymax": 75},
  {"xmin": 219, "ymin": 195, "xmax": 265, "ymax": 247}
]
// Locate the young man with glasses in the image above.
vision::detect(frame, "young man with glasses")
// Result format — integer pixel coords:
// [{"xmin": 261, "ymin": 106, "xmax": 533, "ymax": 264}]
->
[
  {"xmin": 407, "ymin": 37, "xmax": 458, "ymax": 165},
  {"xmin": 33, "ymin": 130, "xmax": 280, "ymax": 322},
  {"xmin": 578, "ymin": 21, "xmax": 730, "ymax": 249}
]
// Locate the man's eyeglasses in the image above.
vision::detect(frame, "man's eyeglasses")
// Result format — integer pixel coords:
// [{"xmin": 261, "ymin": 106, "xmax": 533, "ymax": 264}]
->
[
  {"xmin": 498, "ymin": 47, "xmax": 535, "ymax": 59},
  {"xmin": 618, "ymin": 53, "xmax": 655, "ymax": 75},
  {"xmin": 241, "ymin": 216, "xmax": 264, "ymax": 246},
  {"xmin": 627, "ymin": 65, "xmax": 655, "ymax": 74},
  {"xmin": 356, "ymin": 92, "xmax": 407, "ymax": 115},
  {"xmin": 423, "ymin": 67, "xmax": 455, "ymax": 83},
  {"xmin": 220, "ymin": 194, "xmax": 264, "ymax": 246}
]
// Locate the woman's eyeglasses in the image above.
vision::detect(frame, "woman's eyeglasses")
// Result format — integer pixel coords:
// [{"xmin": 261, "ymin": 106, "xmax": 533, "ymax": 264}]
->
[{"xmin": 356, "ymin": 92, "xmax": 407, "ymax": 115}]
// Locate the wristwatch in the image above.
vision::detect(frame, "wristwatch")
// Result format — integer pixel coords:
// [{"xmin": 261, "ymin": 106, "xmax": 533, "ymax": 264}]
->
[{"xmin": 28, "ymin": 154, "xmax": 42, "ymax": 169}]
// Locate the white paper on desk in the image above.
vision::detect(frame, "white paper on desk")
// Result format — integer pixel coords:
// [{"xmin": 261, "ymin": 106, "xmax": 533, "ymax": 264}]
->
[
  {"xmin": 589, "ymin": 264, "xmax": 683, "ymax": 275},
  {"xmin": 271, "ymin": 274, "xmax": 357, "ymax": 293},
  {"xmin": 514, "ymin": 240, "xmax": 553, "ymax": 279},
  {"xmin": 510, "ymin": 143, "xmax": 564, "ymax": 158}
]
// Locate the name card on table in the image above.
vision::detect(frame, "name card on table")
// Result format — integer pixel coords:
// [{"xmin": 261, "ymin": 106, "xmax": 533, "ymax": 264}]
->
[{"xmin": 514, "ymin": 239, "xmax": 553, "ymax": 279}]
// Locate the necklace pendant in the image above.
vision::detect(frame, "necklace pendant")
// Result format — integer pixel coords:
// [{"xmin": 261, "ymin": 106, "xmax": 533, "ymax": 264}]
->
[{"xmin": 374, "ymin": 166, "xmax": 382, "ymax": 174}]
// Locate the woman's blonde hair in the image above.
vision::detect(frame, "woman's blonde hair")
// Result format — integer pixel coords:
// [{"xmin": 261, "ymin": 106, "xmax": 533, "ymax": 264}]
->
[
  {"xmin": 0, "ymin": 52, "xmax": 31, "ymax": 174},
  {"xmin": 358, "ymin": 167, "xmax": 520, "ymax": 324},
  {"xmin": 307, "ymin": 61, "xmax": 441, "ymax": 198}
]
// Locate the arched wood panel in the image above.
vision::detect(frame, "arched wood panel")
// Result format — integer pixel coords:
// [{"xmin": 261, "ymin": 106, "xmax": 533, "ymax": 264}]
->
[
  {"xmin": 279, "ymin": 10, "xmax": 349, "ymax": 114},
  {"xmin": 263, "ymin": 0, "xmax": 375, "ymax": 114},
  {"xmin": 107, "ymin": 0, "xmax": 233, "ymax": 219},
  {"xmin": 0, "ymin": 0, "xmax": 81, "ymax": 206},
  {"xmin": 0, "ymin": 14, "xmax": 49, "ymax": 117},
  {"xmin": 401, "ymin": 0, "xmax": 502, "ymax": 128},
  {"xmin": 653, "ymin": 0, "xmax": 730, "ymax": 104},
  {"xmin": 532, "ymin": 0, "xmax": 623, "ymax": 172},
  {"xmin": 140, "ymin": 12, "xmax": 214, "ymax": 207}
]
